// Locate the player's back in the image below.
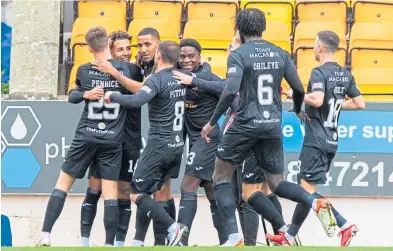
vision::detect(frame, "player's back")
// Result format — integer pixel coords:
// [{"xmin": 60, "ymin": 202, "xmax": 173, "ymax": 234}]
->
[
  {"xmin": 144, "ymin": 67, "xmax": 186, "ymax": 154},
  {"xmin": 234, "ymin": 40, "xmax": 290, "ymax": 138},
  {"xmin": 75, "ymin": 59, "xmax": 129, "ymax": 143},
  {"xmin": 304, "ymin": 62, "xmax": 357, "ymax": 153}
]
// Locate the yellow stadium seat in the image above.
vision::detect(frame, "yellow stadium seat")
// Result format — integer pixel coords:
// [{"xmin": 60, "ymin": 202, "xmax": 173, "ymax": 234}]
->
[
  {"xmin": 294, "ymin": 22, "xmax": 347, "ymax": 69},
  {"xmin": 128, "ymin": 19, "xmax": 180, "ymax": 45},
  {"xmin": 349, "ymin": 23, "xmax": 393, "ymax": 70},
  {"xmin": 263, "ymin": 22, "xmax": 291, "ymax": 53},
  {"xmin": 201, "ymin": 50, "xmax": 228, "ymax": 78},
  {"xmin": 71, "ymin": 18, "xmax": 125, "ymax": 46},
  {"xmin": 296, "ymin": 0, "xmax": 349, "ymax": 33},
  {"xmin": 68, "ymin": 65, "xmax": 80, "ymax": 93},
  {"xmin": 70, "ymin": 18, "xmax": 124, "ymax": 65},
  {"xmin": 297, "ymin": 67, "xmax": 311, "ymax": 92},
  {"xmin": 352, "ymin": 68, "xmax": 393, "ymax": 95},
  {"xmin": 352, "ymin": 0, "xmax": 393, "ymax": 24},
  {"xmin": 78, "ymin": 1, "xmax": 127, "ymax": 28},
  {"xmin": 185, "ymin": 0, "xmax": 238, "ymax": 22},
  {"xmin": 241, "ymin": 0, "xmax": 295, "ymax": 34},
  {"xmin": 131, "ymin": 0, "xmax": 183, "ymax": 34},
  {"xmin": 183, "ymin": 20, "xmax": 234, "ymax": 49}
]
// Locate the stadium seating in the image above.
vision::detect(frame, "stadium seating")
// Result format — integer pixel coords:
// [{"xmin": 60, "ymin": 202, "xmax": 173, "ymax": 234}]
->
[
  {"xmin": 352, "ymin": 0, "xmax": 393, "ymax": 24},
  {"xmin": 241, "ymin": 0, "xmax": 295, "ymax": 34},
  {"xmin": 295, "ymin": 0, "xmax": 349, "ymax": 33},
  {"xmin": 183, "ymin": 20, "xmax": 234, "ymax": 49},
  {"xmin": 77, "ymin": 1, "xmax": 127, "ymax": 28},
  {"xmin": 294, "ymin": 21, "xmax": 347, "ymax": 69},
  {"xmin": 69, "ymin": 18, "xmax": 124, "ymax": 91},
  {"xmin": 184, "ymin": 0, "xmax": 238, "ymax": 23},
  {"xmin": 263, "ymin": 22, "xmax": 291, "ymax": 53},
  {"xmin": 128, "ymin": 19, "xmax": 180, "ymax": 45},
  {"xmin": 201, "ymin": 50, "xmax": 228, "ymax": 78},
  {"xmin": 68, "ymin": 65, "xmax": 79, "ymax": 92},
  {"xmin": 131, "ymin": 0, "xmax": 183, "ymax": 34},
  {"xmin": 297, "ymin": 67, "xmax": 311, "ymax": 91},
  {"xmin": 349, "ymin": 22, "xmax": 393, "ymax": 70},
  {"xmin": 352, "ymin": 68, "xmax": 393, "ymax": 97}
]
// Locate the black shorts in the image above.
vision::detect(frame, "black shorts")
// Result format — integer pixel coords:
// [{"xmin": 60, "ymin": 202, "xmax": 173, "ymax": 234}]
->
[
  {"xmin": 61, "ymin": 138, "xmax": 122, "ymax": 181},
  {"xmin": 184, "ymin": 138, "xmax": 219, "ymax": 184},
  {"xmin": 298, "ymin": 146, "xmax": 335, "ymax": 185},
  {"xmin": 217, "ymin": 126, "xmax": 284, "ymax": 175},
  {"xmin": 131, "ymin": 147, "xmax": 182, "ymax": 194},
  {"xmin": 89, "ymin": 149, "xmax": 140, "ymax": 182},
  {"xmin": 242, "ymin": 152, "xmax": 266, "ymax": 184}
]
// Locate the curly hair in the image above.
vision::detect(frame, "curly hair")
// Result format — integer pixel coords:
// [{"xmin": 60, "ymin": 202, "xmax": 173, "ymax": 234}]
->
[{"xmin": 235, "ymin": 8, "xmax": 266, "ymax": 40}]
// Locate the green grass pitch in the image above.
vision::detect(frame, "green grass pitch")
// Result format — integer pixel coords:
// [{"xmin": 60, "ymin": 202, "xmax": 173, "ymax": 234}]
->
[{"xmin": 2, "ymin": 247, "xmax": 392, "ymax": 251}]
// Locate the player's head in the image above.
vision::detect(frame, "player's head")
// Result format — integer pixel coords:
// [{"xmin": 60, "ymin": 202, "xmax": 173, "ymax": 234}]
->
[
  {"xmin": 109, "ymin": 30, "xmax": 131, "ymax": 62},
  {"xmin": 179, "ymin": 38, "xmax": 202, "ymax": 71},
  {"xmin": 314, "ymin": 30, "xmax": 339, "ymax": 62},
  {"xmin": 85, "ymin": 26, "xmax": 109, "ymax": 53},
  {"xmin": 155, "ymin": 40, "xmax": 180, "ymax": 66},
  {"xmin": 229, "ymin": 30, "xmax": 242, "ymax": 53},
  {"xmin": 137, "ymin": 27, "xmax": 160, "ymax": 64},
  {"xmin": 235, "ymin": 8, "xmax": 266, "ymax": 43}
]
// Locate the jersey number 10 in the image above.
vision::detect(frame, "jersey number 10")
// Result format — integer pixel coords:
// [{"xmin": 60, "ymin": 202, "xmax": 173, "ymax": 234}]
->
[
  {"xmin": 324, "ymin": 98, "xmax": 344, "ymax": 129},
  {"xmin": 258, "ymin": 74, "xmax": 274, "ymax": 106}
]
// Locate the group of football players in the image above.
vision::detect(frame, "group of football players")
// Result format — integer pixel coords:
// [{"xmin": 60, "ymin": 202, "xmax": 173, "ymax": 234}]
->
[{"xmin": 36, "ymin": 8, "xmax": 365, "ymax": 247}]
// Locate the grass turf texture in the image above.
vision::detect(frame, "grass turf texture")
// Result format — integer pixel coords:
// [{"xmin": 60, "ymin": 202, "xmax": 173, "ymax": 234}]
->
[{"xmin": 2, "ymin": 247, "xmax": 391, "ymax": 251}]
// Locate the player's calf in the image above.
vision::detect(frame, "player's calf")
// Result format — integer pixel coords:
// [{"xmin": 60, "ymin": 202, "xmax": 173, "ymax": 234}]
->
[
  {"xmin": 101, "ymin": 179, "xmax": 119, "ymax": 246},
  {"xmin": 80, "ymin": 187, "xmax": 101, "ymax": 247},
  {"xmin": 114, "ymin": 181, "xmax": 132, "ymax": 247},
  {"xmin": 36, "ymin": 171, "xmax": 75, "ymax": 247},
  {"xmin": 177, "ymin": 175, "xmax": 201, "ymax": 245}
]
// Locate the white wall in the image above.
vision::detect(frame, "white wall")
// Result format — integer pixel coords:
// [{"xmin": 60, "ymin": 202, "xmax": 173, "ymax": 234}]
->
[{"xmin": 2, "ymin": 195, "xmax": 393, "ymax": 247}]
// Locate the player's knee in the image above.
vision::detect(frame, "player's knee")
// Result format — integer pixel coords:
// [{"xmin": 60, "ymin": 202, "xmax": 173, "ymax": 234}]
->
[
  {"xmin": 88, "ymin": 176, "xmax": 102, "ymax": 191},
  {"xmin": 181, "ymin": 191, "xmax": 197, "ymax": 202},
  {"xmin": 261, "ymin": 182, "xmax": 272, "ymax": 196},
  {"xmin": 242, "ymin": 183, "xmax": 261, "ymax": 201},
  {"xmin": 117, "ymin": 181, "xmax": 131, "ymax": 200},
  {"xmin": 212, "ymin": 160, "xmax": 233, "ymax": 184},
  {"xmin": 101, "ymin": 179, "xmax": 118, "ymax": 200},
  {"xmin": 180, "ymin": 175, "xmax": 200, "ymax": 193},
  {"xmin": 203, "ymin": 183, "xmax": 216, "ymax": 202},
  {"xmin": 84, "ymin": 187, "xmax": 102, "ymax": 205}
]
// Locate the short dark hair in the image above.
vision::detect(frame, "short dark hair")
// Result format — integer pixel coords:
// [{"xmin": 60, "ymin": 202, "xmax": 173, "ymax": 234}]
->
[
  {"xmin": 158, "ymin": 40, "xmax": 180, "ymax": 64},
  {"xmin": 180, "ymin": 38, "xmax": 202, "ymax": 54},
  {"xmin": 85, "ymin": 26, "xmax": 108, "ymax": 52},
  {"xmin": 138, "ymin": 27, "xmax": 160, "ymax": 40},
  {"xmin": 109, "ymin": 30, "xmax": 131, "ymax": 48},
  {"xmin": 317, "ymin": 30, "xmax": 339, "ymax": 52},
  {"xmin": 235, "ymin": 8, "xmax": 266, "ymax": 38}
]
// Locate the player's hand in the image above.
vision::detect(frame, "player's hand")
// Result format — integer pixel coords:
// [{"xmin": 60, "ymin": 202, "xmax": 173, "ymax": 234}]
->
[
  {"xmin": 296, "ymin": 110, "xmax": 311, "ymax": 124},
  {"xmin": 284, "ymin": 89, "xmax": 293, "ymax": 99},
  {"xmin": 201, "ymin": 123, "xmax": 215, "ymax": 143},
  {"xmin": 172, "ymin": 70, "xmax": 193, "ymax": 85},
  {"xmin": 104, "ymin": 91, "xmax": 113, "ymax": 104},
  {"xmin": 92, "ymin": 60, "xmax": 115, "ymax": 75},
  {"xmin": 83, "ymin": 86, "xmax": 104, "ymax": 100}
]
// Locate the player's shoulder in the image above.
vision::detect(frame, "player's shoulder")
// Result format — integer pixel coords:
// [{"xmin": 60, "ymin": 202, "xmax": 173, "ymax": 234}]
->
[{"xmin": 127, "ymin": 62, "xmax": 142, "ymax": 73}]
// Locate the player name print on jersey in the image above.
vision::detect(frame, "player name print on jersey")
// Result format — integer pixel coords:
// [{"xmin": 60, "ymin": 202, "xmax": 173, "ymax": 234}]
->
[{"xmin": 74, "ymin": 60, "xmax": 130, "ymax": 144}]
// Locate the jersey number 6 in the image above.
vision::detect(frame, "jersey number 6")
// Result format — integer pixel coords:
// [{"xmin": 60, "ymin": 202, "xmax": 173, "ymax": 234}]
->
[{"xmin": 258, "ymin": 74, "xmax": 273, "ymax": 106}]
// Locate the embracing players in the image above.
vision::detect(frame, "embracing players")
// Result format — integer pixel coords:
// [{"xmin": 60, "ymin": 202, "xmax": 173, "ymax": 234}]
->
[{"xmin": 36, "ymin": 27, "xmax": 133, "ymax": 247}]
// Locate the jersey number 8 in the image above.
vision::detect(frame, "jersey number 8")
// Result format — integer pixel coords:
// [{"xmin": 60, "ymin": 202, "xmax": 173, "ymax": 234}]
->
[
  {"xmin": 88, "ymin": 92, "xmax": 120, "ymax": 120},
  {"xmin": 173, "ymin": 101, "xmax": 185, "ymax": 131},
  {"xmin": 258, "ymin": 74, "xmax": 274, "ymax": 106}
]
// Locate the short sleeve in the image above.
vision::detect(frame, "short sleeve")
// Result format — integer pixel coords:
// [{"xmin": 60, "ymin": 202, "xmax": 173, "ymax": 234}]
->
[
  {"xmin": 347, "ymin": 75, "xmax": 361, "ymax": 98},
  {"xmin": 143, "ymin": 74, "xmax": 160, "ymax": 95},
  {"xmin": 227, "ymin": 51, "xmax": 244, "ymax": 79},
  {"xmin": 309, "ymin": 68, "xmax": 325, "ymax": 93}
]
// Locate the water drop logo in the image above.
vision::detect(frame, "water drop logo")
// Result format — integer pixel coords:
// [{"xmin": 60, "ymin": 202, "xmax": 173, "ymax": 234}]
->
[
  {"xmin": 1, "ymin": 106, "xmax": 41, "ymax": 146},
  {"xmin": 10, "ymin": 114, "xmax": 28, "ymax": 140}
]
